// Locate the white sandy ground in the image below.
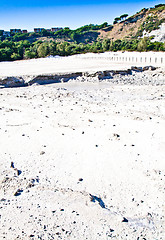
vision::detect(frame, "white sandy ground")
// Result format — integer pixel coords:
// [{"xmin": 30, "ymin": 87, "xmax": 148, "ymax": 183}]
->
[
  {"xmin": 0, "ymin": 56, "xmax": 131, "ymax": 77},
  {"xmin": 0, "ymin": 52, "xmax": 164, "ymax": 78},
  {"xmin": 0, "ymin": 54, "xmax": 165, "ymax": 239},
  {"xmin": 0, "ymin": 81, "xmax": 165, "ymax": 240}
]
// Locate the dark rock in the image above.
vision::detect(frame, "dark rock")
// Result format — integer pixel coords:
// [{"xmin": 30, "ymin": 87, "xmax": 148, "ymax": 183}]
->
[
  {"xmin": 131, "ymin": 66, "xmax": 143, "ymax": 72},
  {"xmin": 113, "ymin": 69, "xmax": 131, "ymax": 75},
  {"xmin": 15, "ymin": 169, "xmax": 22, "ymax": 176},
  {"xmin": 122, "ymin": 217, "xmax": 128, "ymax": 222},
  {"xmin": 29, "ymin": 234, "xmax": 35, "ymax": 237},
  {"xmin": 28, "ymin": 72, "xmax": 82, "ymax": 85},
  {"xmin": 0, "ymin": 77, "xmax": 25, "ymax": 88},
  {"xmin": 113, "ymin": 133, "xmax": 120, "ymax": 138},
  {"xmin": 10, "ymin": 162, "xmax": 14, "ymax": 168},
  {"xmin": 90, "ymin": 194, "xmax": 106, "ymax": 208},
  {"xmin": 0, "ymin": 198, "xmax": 6, "ymax": 202},
  {"xmin": 14, "ymin": 189, "xmax": 23, "ymax": 196},
  {"xmin": 143, "ymin": 66, "xmax": 156, "ymax": 71},
  {"xmin": 78, "ymin": 178, "xmax": 83, "ymax": 182}
]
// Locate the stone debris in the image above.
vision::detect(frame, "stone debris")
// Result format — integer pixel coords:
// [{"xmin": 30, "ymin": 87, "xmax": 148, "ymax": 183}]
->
[
  {"xmin": 10, "ymin": 162, "xmax": 22, "ymax": 176},
  {"xmin": 0, "ymin": 65, "xmax": 164, "ymax": 239},
  {"xmin": 0, "ymin": 66, "xmax": 164, "ymax": 87}
]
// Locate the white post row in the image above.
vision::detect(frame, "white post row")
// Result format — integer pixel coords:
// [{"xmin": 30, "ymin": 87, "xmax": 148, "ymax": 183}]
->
[{"xmin": 105, "ymin": 52, "xmax": 165, "ymax": 66}]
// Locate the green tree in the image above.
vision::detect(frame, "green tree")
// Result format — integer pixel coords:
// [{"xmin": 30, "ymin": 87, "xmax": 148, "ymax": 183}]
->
[
  {"xmin": 70, "ymin": 32, "xmax": 80, "ymax": 42},
  {"xmin": 22, "ymin": 40, "xmax": 31, "ymax": 48},
  {"xmin": 102, "ymin": 39, "xmax": 110, "ymax": 51},
  {"xmin": 100, "ymin": 22, "xmax": 108, "ymax": 28},
  {"xmin": 11, "ymin": 52, "xmax": 21, "ymax": 60},
  {"xmin": 37, "ymin": 43, "xmax": 49, "ymax": 57},
  {"xmin": 120, "ymin": 14, "xmax": 128, "ymax": 20},
  {"xmin": 48, "ymin": 42, "xmax": 57, "ymax": 55},
  {"xmin": 24, "ymin": 50, "xmax": 36, "ymax": 59},
  {"xmin": 137, "ymin": 38, "xmax": 148, "ymax": 51},
  {"xmin": 0, "ymin": 47, "xmax": 13, "ymax": 61},
  {"xmin": 114, "ymin": 17, "xmax": 121, "ymax": 23},
  {"xmin": 41, "ymin": 29, "xmax": 50, "ymax": 37}
]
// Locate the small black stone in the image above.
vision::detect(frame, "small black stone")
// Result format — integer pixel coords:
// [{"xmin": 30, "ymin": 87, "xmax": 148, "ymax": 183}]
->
[
  {"xmin": 78, "ymin": 178, "xmax": 83, "ymax": 182},
  {"xmin": 14, "ymin": 189, "xmax": 22, "ymax": 197},
  {"xmin": 122, "ymin": 217, "xmax": 128, "ymax": 222},
  {"xmin": 10, "ymin": 162, "xmax": 14, "ymax": 168}
]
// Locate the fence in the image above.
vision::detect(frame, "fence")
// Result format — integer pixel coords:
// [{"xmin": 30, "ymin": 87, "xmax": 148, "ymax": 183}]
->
[{"xmin": 105, "ymin": 52, "xmax": 165, "ymax": 66}]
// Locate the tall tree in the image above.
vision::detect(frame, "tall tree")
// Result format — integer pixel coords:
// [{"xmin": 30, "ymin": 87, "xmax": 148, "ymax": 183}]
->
[{"xmin": 120, "ymin": 14, "xmax": 128, "ymax": 20}]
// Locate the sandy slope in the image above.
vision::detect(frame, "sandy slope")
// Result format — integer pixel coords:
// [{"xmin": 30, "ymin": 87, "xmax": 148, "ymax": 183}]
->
[{"xmin": 0, "ymin": 78, "xmax": 165, "ymax": 239}]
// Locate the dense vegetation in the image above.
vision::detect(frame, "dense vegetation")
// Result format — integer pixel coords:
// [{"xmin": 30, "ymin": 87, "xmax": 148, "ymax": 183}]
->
[{"xmin": 0, "ymin": 37, "xmax": 164, "ymax": 61}]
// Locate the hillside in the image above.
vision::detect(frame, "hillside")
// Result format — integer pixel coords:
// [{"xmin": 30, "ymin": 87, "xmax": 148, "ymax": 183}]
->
[
  {"xmin": 0, "ymin": 4, "xmax": 165, "ymax": 62},
  {"xmin": 99, "ymin": 4, "xmax": 165, "ymax": 42}
]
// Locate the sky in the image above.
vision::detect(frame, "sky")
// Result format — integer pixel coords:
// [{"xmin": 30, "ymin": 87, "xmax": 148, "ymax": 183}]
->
[{"xmin": 0, "ymin": 0, "xmax": 163, "ymax": 31}]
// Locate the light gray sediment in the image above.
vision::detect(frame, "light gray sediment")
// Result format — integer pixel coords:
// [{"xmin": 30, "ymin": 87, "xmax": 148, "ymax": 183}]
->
[{"xmin": 0, "ymin": 65, "xmax": 165, "ymax": 88}]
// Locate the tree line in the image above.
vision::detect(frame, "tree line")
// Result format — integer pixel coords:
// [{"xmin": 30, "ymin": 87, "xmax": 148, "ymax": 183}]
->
[
  {"xmin": 0, "ymin": 23, "xmax": 109, "ymax": 42},
  {"xmin": 0, "ymin": 38, "xmax": 165, "ymax": 61}
]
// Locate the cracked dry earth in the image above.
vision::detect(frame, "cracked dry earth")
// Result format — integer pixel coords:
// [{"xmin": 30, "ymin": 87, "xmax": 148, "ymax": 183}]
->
[{"xmin": 0, "ymin": 81, "xmax": 165, "ymax": 240}]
